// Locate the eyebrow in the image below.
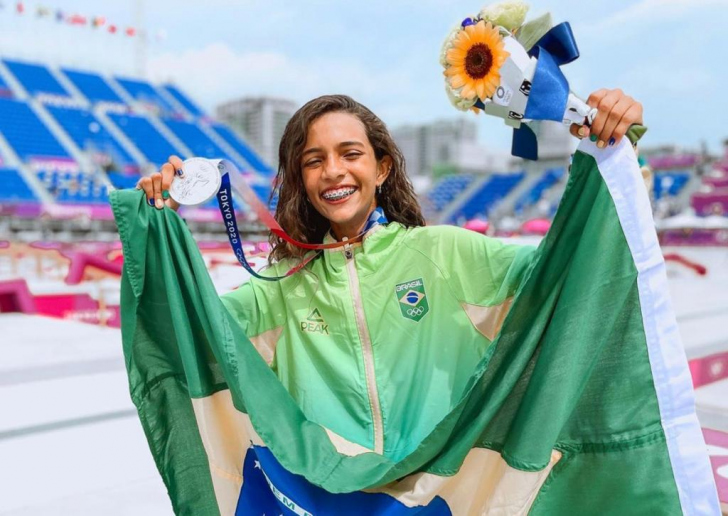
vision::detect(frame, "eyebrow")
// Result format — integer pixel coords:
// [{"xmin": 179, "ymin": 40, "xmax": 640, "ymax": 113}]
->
[{"xmin": 302, "ymin": 141, "xmax": 365, "ymax": 157}]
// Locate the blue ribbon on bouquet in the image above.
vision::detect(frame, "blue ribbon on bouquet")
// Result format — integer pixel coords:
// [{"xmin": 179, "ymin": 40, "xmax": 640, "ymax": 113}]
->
[{"xmin": 510, "ymin": 22, "xmax": 581, "ymax": 160}]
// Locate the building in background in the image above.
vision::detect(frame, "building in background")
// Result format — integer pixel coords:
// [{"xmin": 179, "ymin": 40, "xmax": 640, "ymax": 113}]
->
[{"xmin": 216, "ymin": 96, "xmax": 298, "ymax": 169}]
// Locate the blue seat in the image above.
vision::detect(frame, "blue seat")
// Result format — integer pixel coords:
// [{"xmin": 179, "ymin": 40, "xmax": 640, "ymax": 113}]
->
[
  {"xmin": 61, "ymin": 68, "xmax": 124, "ymax": 104},
  {"xmin": 162, "ymin": 118, "xmax": 232, "ymax": 162},
  {"xmin": 115, "ymin": 77, "xmax": 174, "ymax": 114},
  {"xmin": 163, "ymin": 84, "xmax": 204, "ymax": 117},
  {"xmin": 426, "ymin": 175, "xmax": 475, "ymax": 212},
  {"xmin": 106, "ymin": 172, "xmax": 140, "ymax": 190},
  {"xmin": 46, "ymin": 105, "xmax": 136, "ymax": 170},
  {"xmin": 449, "ymin": 172, "xmax": 525, "ymax": 222},
  {"xmin": 38, "ymin": 170, "xmax": 108, "ymax": 204},
  {"xmin": 0, "ymin": 168, "xmax": 39, "ymax": 203},
  {"xmin": 654, "ymin": 171, "xmax": 690, "ymax": 200},
  {"xmin": 3, "ymin": 59, "xmax": 68, "ymax": 96},
  {"xmin": 514, "ymin": 168, "xmax": 564, "ymax": 213},
  {"xmin": 209, "ymin": 123, "xmax": 273, "ymax": 175},
  {"xmin": 107, "ymin": 113, "xmax": 181, "ymax": 166},
  {"xmin": 0, "ymin": 98, "xmax": 71, "ymax": 160},
  {"xmin": 0, "ymin": 73, "xmax": 13, "ymax": 98}
]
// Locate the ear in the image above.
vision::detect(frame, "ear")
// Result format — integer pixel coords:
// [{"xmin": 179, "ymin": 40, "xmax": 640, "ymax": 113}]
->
[{"xmin": 377, "ymin": 155, "xmax": 393, "ymax": 186}]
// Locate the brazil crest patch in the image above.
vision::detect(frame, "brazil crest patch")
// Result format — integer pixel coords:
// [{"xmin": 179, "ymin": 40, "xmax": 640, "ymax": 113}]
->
[{"xmin": 395, "ymin": 278, "xmax": 429, "ymax": 322}]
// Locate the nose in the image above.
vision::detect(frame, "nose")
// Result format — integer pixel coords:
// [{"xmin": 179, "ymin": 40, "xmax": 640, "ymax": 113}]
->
[{"xmin": 321, "ymin": 155, "xmax": 346, "ymax": 181}]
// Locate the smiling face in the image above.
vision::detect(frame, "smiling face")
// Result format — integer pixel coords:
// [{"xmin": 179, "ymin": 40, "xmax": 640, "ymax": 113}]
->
[{"xmin": 301, "ymin": 112, "xmax": 391, "ymax": 240}]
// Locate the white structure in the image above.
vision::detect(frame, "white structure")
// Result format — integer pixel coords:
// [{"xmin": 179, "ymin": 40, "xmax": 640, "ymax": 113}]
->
[
  {"xmin": 216, "ymin": 96, "xmax": 298, "ymax": 168},
  {"xmin": 392, "ymin": 118, "xmax": 522, "ymax": 177}
]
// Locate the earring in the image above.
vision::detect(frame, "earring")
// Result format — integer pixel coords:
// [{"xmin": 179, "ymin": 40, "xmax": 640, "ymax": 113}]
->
[{"xmin": 377, "ymin": 184, "xmax": 382, "ymax": 195}]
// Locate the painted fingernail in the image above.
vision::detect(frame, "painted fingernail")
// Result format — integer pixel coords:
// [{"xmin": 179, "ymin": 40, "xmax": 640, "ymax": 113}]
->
[
  {"xmin": 155, "ymin": 199, "xmax": 164, "ymax": 209},
  {"xmin": 578, "ymin": 126, "xmax": 587, "ymax": 137},
  {"xmin": 597, "ymin": 140, "xmax": 606, "ymax": 149},
  {"xmin": 162, "ymin": 190, "xmax": 170, "ymax": 199},
  {"xmin": 609, "ymin": 137, "xmax": 616, "ymax": 146},
  {"xmin": 590, "ymin": 134, "xmax": 597, "ymax": 142},
  {"xmin": 148, "ymin": 198, "xmax": 155, "ymax": 207},
  {"xmin": 176, "ymin": 168, "xmax": 184, "ymax": 177}
]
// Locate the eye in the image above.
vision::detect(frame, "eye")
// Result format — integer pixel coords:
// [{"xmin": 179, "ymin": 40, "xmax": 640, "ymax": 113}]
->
[
  {"xmin": 344, "ymin": 152, "xmax": 362, "ymax": 159},
  {"xmin": 304, "ymin": 158, "xmax": 322, "ymax": 167}
]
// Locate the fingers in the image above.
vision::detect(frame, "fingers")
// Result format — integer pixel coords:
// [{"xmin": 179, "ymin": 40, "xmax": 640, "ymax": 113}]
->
[
  {"xmin": 586, "ymin": 88, "xmax": 644, "ymax": 148},
  {"xmin": 589, "ymin": 89, "xmax": 621, "ymax": 147},
  {"xmin": 597, "ymin": 95, "xmax": 633, "ymax": 146},
  {"xmin": 136, "ymin": 176, "xmax": 155, "ymax": 207},
  {"xmin": 152, "ymin": 172, "xmax": 164, "ymax": 209},
  {"xmin": 168, "ymin": 155, "xmax": 184, "ymax": 177},
  {"xmin": 612, "ymin": 104, "xmax": 643, "ymax": 145},
  {"xmin": 569, "ymin": 123, "xmax": 590, "ymax": 140},
  {"xmin": 586, "ymin": 88, "xmax": 609, "ymax": 109},
  {"xmin": 161, "ymin": 162, "xmax": 175, "ymax": 197}
]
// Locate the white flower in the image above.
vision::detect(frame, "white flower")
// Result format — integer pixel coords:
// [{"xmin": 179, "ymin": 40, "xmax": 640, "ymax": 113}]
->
[
  {"xmin": 479, "ymin": 0, "xmax": 529, "ymax": 32},
  {"xmin": 439, "ymin": 25, "xmax": 462, "ymax": 68},
  {"xmin": 445, "ymin": 82, "xmax": 477, "ymax": 112}
]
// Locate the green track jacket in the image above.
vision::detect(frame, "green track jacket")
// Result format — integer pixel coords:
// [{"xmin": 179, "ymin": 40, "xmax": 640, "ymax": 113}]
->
[{"xmin": 221, "ymin": 223, "xmax": 534, "ymax": 461}]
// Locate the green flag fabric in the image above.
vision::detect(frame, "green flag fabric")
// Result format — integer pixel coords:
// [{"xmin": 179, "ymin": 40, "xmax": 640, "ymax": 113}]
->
[{"xmin": 111, "ymin": 139, "xmax": 718, "ymax": 515}]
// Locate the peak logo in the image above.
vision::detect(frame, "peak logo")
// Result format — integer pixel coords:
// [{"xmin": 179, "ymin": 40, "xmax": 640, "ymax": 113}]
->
[{"xmin": 300, "ymin": 307, "xmax": 329, "ymax": 335}]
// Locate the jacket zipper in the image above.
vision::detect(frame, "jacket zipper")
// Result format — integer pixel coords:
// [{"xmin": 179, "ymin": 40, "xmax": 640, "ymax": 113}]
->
[{"xmin": 342, "ymin": 238, "xmax": 384, "ymax": 454}]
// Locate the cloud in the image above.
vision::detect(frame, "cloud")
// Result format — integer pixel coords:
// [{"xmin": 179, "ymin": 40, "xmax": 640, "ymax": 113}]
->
[
  {"xmin": 582, "ymin": 0, "xmax": 728, "ymax": 33},
  {"xmin": 147, "ymin": 42, "xmax": 418, "ymax": 120}
]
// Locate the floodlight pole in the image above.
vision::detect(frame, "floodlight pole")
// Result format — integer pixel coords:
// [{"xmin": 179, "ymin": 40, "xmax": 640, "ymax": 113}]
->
[{"xmin": 134, "ymin": 0, "xmax": 147, "ymax": 79}]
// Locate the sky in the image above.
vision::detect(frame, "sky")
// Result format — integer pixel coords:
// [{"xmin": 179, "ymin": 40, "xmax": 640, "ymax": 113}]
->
[{"xmin": 0, "ymin": 0, "xmax": 726, "ymax": 153}]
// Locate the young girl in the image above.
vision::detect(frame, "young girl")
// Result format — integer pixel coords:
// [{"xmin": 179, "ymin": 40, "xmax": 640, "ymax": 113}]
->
[
  {"xmin": 126, "ymin": 92, "xmax": 701, "ymax": 514},
  {"xmin": 136, "ymin": 91, "xmax": 642, "ymax": 454}
]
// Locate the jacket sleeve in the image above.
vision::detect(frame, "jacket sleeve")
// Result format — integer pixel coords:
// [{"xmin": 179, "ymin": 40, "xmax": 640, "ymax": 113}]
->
[{"xmin": 414, "ymin": 225, "xmax": 536, "ymax": 308}]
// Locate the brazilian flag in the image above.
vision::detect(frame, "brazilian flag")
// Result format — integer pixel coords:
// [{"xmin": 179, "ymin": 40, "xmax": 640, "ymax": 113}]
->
[{"xmin": 111, "ymin": 139, "xmax": 718, "ymax": 515}]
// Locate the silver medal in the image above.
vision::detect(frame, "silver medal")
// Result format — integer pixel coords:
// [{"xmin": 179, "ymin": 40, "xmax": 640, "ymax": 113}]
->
[{"xmin": 169, "ymin": 157, "xmax": 222, "ymax": 206}]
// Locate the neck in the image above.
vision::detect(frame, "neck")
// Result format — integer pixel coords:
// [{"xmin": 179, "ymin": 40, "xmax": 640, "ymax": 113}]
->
[
  {"xmin": 330, "ymin": 206, "xmax": 377, "ymax": 241},
  {"xmin": 331, "ymin": 219, "xmax": 368, "ymax": 241}
]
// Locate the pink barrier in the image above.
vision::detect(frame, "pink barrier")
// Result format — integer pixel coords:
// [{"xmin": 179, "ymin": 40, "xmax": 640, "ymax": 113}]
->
[
  {"xmin": 659, "ymin": 229, "xmax": 728, "ymax": 247},
  {"xmin": 705, "ymin": 176, "xmax": 728, "ymax": 189},
  {"xmin": 33, "ymin": 292, "xmax": 120, "ymax": 327},
  {"xmin": 648, "ymin": 155, "xmax": 699, "ymax": 170},
  {"xmin": 690, "ymin": 351, "xmax": 728, "ymax": 389},
  {"xmin": 463, "ymin": 219, "xmax": 489, "ymax": 234},
  {"xmin": 0, "ymin": 279, "xmax": 37, "ymax": 314},
  {"xmin": 521, "ymin": 218, "xmax": 551, "ymax": 235},
  {"xmin": 692, "ymin": 191, "xmax": 728, "ymax": 216},
  {"xmin": 702, "ymin": 429, "xmax": 728, "ymax": 507},
  {"xmin": 64, "ymin": 252, "xmax": 123, "ymax": 285}
]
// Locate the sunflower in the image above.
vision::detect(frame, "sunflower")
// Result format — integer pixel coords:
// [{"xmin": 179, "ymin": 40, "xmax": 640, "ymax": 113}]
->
[{"xmin": 444, "ymin": 21, "xmax": 509, "ymax": 101}]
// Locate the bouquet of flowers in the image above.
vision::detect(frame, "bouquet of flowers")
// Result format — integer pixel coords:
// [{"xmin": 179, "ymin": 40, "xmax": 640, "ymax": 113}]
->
[{"xmin": 440, "ymin": 1, "xmax": 595, "ymax": 159}]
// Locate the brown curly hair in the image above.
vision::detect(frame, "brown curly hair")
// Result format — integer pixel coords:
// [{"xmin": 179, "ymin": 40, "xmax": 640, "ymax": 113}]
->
[{"xmin": 269, "ymin": 94, "xmax": 425, "ymax": 263}]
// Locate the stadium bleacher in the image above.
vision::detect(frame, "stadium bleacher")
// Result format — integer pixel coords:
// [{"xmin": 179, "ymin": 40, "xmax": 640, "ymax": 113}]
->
[
  {"xmin": 3, "ymin": 59, "xmax": 68, "ymax": 97},
  {"xmin": 46, "ymin": 105, "xmax": 136, "ymax": 170},
  {"xmin": 106, "ymin": 172, "xmax": 140, "ymax": 190},
  {"xmin": 210, "ymin": 123, "xmax": 273, "ymax": 175},
  {"xmin": 162, "ymin": 118, "xmax": 231, "ymax": 162},
  {"xmin": 115, "ymin": 77, "xmax": 174, "ymax": 113},
  {"xmin": 514, "ymin": 168, "xmax": 564, "ymax": 214},
  {"xmin": 0, "ymin": 73, "xmax": 12, "ymax": 98},
  {"xmin": 106, "ymin": 112, "xmax": 180, "ymax": 166},
  {"xmin": 426, "ymin": 174, "xmax": 474, "ymax": 212},
  {"xmin": 654, "ymin": 171, "xmax": 690, "ymax": 200},
  {"xmin": 0, "ymin": 97, "xmax": 71, "ymax": 161},
  {"xmin": 163, "ymin": 84, "xmax": 204, "ymax": 117},
  {"xmin": 61, "ymin": 68, "xmax": 125, "ymax": 104},
  {"xmin": 449, "ymin": 172, "xmax": 524, "ymax": 222},
  {"xmin": 0, "ymin": 168, "xmax": 39, "ymax": 203},
  {"xmin": 37, "ymin": 170, "xmax": 108, "ymax": 204}
]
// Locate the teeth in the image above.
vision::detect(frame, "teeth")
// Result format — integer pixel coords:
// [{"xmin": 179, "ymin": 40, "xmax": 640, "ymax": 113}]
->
[{"xmin": 322, "ymin": 187, "xmax": 356, "ymax": 201}]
